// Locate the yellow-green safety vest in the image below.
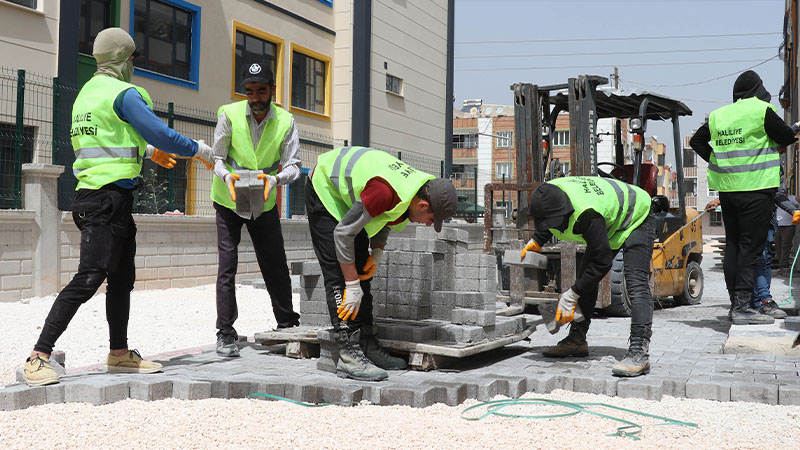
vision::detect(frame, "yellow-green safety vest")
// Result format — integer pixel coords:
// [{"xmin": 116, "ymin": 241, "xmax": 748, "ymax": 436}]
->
[
  {"xmin": 70, "ymin": 75, "xmax": 153, "ymax": 190},
  {"xmin": 210, "ymin": 101, "xmax": 293, "ymax": 212},
  {"xmin": 546, "ymin": 176, "xmax": 652, "ymax": 250},
  {"xmin": 311, "ymin": 147, "xmax": 434, "ymax": 237},
  {"xmin": 708, "ymin": 97, "xmax": 780, "ymax": 192}
]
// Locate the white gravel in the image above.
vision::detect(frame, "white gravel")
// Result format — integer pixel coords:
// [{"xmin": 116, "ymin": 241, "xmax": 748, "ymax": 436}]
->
[
  {"xmin": 0, "ymin": 284, "xmax": 295, "ymax": 387},
  {"xmin": 2, "ymin": 286, "xmax": 800, "ymax": 449}
]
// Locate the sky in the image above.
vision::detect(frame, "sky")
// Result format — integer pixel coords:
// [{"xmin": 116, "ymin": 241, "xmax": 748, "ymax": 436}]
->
[{"xmin": 453, "ymin": 0, "xmax": 788, "ymax": 160}]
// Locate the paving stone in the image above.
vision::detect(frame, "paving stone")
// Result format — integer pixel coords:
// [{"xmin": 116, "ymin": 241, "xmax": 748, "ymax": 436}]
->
[
  {"xmin": 616, "ymin": 378, "xmax": 664, "ymax": 400},
  {"xmin": 129, "ymin": 379, "xmax": 173, "ymax": 401},
  {"xmin": 686, "ymin": 379, "xmax": 731, "ymax": 401},
  {"xmin": 784, "ymin": 317, "xmax": 800, "ymax": 331},
  {"xmin": 731, "ymin": 382, "xmax": 778, "ymax": 404},
  {"xmin": 778, "ymin": 385, "xmax": 800, "ymax": 405},
  {"xmin": 64, "ymin": 379, "xmax": 129, "ymax": 405},
  {"xmin": 45, "ymin": 384, "xmax": 65, "ymax": 404},
  {"xmin": 572, "ymin": 375, "xmax": 618, "ymax": 396},
  {"xmin": 425, "ymin": 381, "xmax": 469, "ymax": 406},
  {"xmin": 379, "ymin": 384, "xmax": 438, "ymax": 408},
  {"xmin": 525, "ymin": 373, "xmax": 574, "ymax": 393},
  {"xmin": 0, "ymin": 384, "xmax": 47, "ymax": 411},
  {"xmin": 172, "ymin": 379, "xmax": 212, "ymax": 400}
]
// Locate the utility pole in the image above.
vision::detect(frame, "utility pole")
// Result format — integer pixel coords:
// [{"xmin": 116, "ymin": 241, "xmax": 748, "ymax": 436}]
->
[{"xmin": 613, "ymin": 66, "xmax": 619, "ymax": 89}]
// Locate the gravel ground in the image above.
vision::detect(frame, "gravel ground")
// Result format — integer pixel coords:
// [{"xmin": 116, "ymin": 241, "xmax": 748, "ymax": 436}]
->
[
  {"xmin": 0, "ymin": 284, "xmax": 293, "ymax": 387},
  {"xmin": 1, "ymin": 390, "xmax": 799, "ymax": 449}
]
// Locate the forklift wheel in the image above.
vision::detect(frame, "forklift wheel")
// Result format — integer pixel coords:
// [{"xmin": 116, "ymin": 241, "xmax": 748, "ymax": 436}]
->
[
  {"xmin": 605, "ymin": 253, "xmax": 632, "ymax": 317},
  {"xmin": 674, "ymin": 261, "xmax": 703, "ymax": 305}
]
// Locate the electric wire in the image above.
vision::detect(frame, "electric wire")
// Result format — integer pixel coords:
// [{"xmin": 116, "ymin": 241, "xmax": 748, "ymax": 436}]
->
[
  {"xmin": 457, "ymin": 46, "xmax": 777, "ymax": 60},
  {"xmin": 619, "ymin": 55, "xmax": 781, "ymax": 88},
  {"xmin": 456, "ymin": 31, "xmax": 780, "ymax": 45},
  {"xmin": 456, "ymin": 57, "xmax": 778, "ymax": 72}
]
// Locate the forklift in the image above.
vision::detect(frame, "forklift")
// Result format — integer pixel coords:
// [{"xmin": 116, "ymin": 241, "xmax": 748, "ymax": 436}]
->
[{"xmin": 486, "ymin": 75, "xmax": 704, "ymax": 316}]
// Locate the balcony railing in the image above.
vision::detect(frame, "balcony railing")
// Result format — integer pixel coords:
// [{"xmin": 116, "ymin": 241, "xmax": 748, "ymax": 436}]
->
[
  {"xmin": 685, "ymin": 196, "xmax": 697, "ymax": 207},
  {"xmin": 684, "ymin": 166, "xmax": 697, "ymax": 178}
]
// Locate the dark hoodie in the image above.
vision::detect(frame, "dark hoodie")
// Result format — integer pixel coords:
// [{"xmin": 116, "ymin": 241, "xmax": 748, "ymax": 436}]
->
[{"xmin": 690, "ymin": 70, "xmax": 796, "ymax": 163}]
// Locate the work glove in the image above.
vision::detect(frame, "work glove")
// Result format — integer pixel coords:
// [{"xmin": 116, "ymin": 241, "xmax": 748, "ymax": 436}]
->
[
  {"xmin": 225, "ymin": 173, "xmax": 240, "ymax": 202},
  {"xmin": 520, "ymin": 239, "xmax": 541, "ymax": 260},
  {"xmin": 145, "ymin": 144, "xmax": 177, "ymax": 169},
  {"xmin": 793, "ymin": 210, "xmax": 800, "ymax": 225},
  {"xmin": 360, "ymin": 247, "xmax": 384, "ymax": 281},
  {"xmin": 191, "ymin": 140, "xmax": 214, "ymax": 170},
  {"xmin": 555, "ymin": 288, "xmax": 584, "ymax": 325},
  {"xmin": 337, "ymin": 279, "xmax": 363, "ymax": 321},
  {"xmin": 257, "ymin": 173, "xmax": 277, "ymax": 202}
]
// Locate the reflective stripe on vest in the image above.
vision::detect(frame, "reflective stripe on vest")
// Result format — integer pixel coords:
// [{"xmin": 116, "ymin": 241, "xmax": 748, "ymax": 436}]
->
[
  {"xmin": 225, "ymin": 156, "xmax": 281, "ymax": 174},
  {"xmin": 606, "ymin": 179, "xmax": 638, "ymax": 230},
  {"xmin": 709, "ymin": 157, "xmax": 781, "ymax": 174}
]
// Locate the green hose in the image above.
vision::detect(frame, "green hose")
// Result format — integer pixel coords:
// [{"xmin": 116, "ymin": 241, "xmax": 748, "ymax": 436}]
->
[
  {"xmin": 780, "ymin": 242, "xmax": 800, "ymax": 307},
  {"xmin": 247, "ymin": 393, "xmax": 697, "ymax": 441}
]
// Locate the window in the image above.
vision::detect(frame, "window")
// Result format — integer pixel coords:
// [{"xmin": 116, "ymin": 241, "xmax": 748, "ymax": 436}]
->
[
  {"xmin": 552, "ymin": 130, "xmax": 569, "ymax": 146},
  {"xmin": 496, "ymin": 162, "xmax": 513, "ymax": 180},
  {"xmin": 233, "ymin": 23, "xmax": 280, "ymax": 98},
  {"xmin": 559, "ymin": 162, "xmax": 570, "ymax": 176},
  {"xmin": 79, "ymin": 0, "xmax": 111, "ymax": 55},
  {"xmin": 287, "ymin": 171, "xmax": 309, "ymax": 217},
  {"xmin": 453, "ymin": 133, "xmax": 477, "ymax": 149},
  {"xmin": 496, "ymin": 130, "xmax": 513, "ymax": 148},
  {"xmin": 386, "ymin": 74, "xmax": 402, "ymax": 96},
  {"xmin": 131, "ymin": 0, "xmax": 201, "ymax": 89},
  {"xmin": 5, "ymin": 0, "xmax": 36, "ymax": 8},
  {"xmin": 707, "ymin": 190, "xmax": 719, "ymax": 198},
  {"xmin": 657, "ymin": 153, "xmax": 665, "ymax": 166},
  {"xmin": 291, "ymin": 45, "xmax": 330, "ymax": 116},
  {"xmin": 0, "ymin": 123, "xmax": 34, "ymax": 209},
  {"xmin": 710, "ymin": 210, "xmax": 723, "ymax": 227}
]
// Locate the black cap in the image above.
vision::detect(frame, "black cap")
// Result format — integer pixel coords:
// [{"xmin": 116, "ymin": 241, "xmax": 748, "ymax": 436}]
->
[
  {"xmin": 428, "ymin": 178, "xmax": 457, "ymax": 232},
  {"xmin": 530, "ymin": 183, "xmax": 574, "ymax": 232},
  {"xmin": 733, "ymin": 70, "xmax": 771, "ymax": 103},
  {"xmin": 241, "ymin": 62, "xmax": 275, "ymax": 87}
]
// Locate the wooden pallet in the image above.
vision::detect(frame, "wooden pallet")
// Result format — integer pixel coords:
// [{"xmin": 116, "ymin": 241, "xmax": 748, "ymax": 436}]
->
[{"xmin": 254, "ymin": 326, "xmax": 321, "ymax": 359}]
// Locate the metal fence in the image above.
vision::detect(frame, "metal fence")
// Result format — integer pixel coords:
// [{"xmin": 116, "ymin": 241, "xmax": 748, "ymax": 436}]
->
[{"xmin": 1, "ymin": 66, "xmax": 446, "ymax": 217}]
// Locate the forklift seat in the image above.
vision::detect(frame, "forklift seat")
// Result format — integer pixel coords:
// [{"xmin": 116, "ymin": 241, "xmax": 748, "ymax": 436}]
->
[{"xmin": 610, "ymin": 163, "xmax": 659, "ymax": 197}]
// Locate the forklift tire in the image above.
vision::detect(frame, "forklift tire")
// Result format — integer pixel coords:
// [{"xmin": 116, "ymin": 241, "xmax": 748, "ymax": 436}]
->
[
  {"xmin": 606, "ymin": 253, "xmax": 632, "ymax": 317},
  {"xmin": 674, "ymin": 261, "xmax": 703, "ymax": 305}
]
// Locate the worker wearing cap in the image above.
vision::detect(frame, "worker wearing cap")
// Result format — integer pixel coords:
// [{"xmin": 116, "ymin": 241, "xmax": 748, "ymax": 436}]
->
[
  {"xmin": 210, "ymin": 61, "xmax": 301, "ymax": 357},
  {"xmin": 23, "ymin": 28, "xmax": 213, "ymax": 387},
  {"xmin": 521, "ymin": 176, "xmax": 655, "ymax": 377},
  {"xmin": 690, "ymin": 70, "xmax": 799, "ymax": 325},
  {"xmin": 306, "ymin": 148, "xmax": 457, "ymax": 381}
]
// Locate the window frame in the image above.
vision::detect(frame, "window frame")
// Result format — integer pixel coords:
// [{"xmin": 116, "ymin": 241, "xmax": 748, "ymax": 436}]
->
[
  {"xmin": 1, "ymin": 0, "xmax": 39, "ymax": 11},
  {"xmin": 495, "ymin": 130, "xmax": 513, "ymax": 148},
  {"xmin": 552, "ymin": 129, "xmax": 570, "ymax": 147},
  {"xmin": 231, "ymin": 20, "xmax": 284, "ymax": 104},
  {"xmin": 129, "ymin": 0, "xmax": 202, "ymax": 90},
  {"xmin": 385, "ymin": 73, "xmax": 403, "ymax": 97},
  {"xmin": 289, "ymin": 43, "xmax": 331, "ymax": 120},
  {"xmin": 495, "ymin": 161, "xmax": 513, "ymax": 180}
]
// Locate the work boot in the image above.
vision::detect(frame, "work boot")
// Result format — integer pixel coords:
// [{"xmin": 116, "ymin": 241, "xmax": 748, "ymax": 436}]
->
[
  {"xmin": 542, "ymin": 322, "xmax": 589, "ymax": 357},
  {"xmin": 612, "ymin": 326, "xmax": 651, "ymax": 377},
  {"xmin": 759, "ymin": 300, "xmax": 788, "ymax": 319},
  {"xmin": 360, "ymin": 325, "xmax": 407, "ymax": 370},
  {"xmin": 216, "ymin": 334, "xmax": 240, "ymax": 357},
  {"xmin": 336, "ymin": 330, "xmax": 388, "ymax": 381},
  {"xmin": 106, "ymin": 349, "xmax": 163, "ymax": 374},
  {"xmin": 23, "ymin": 354, "xmax": 59, "ymax": 386},
  {"xmin": 731, "ymin": 293, "xmax": 774, "ymax": 325}
]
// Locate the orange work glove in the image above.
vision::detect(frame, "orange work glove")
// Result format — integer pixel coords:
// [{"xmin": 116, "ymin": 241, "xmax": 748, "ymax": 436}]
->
[
  {"xmin": 359, "ymin": 248, "xmax": 384, "ymax": 281},
  {"xmin": 793, "ymin": 210, "xmax": 800, "ymax": 225},
  {"xmin": 337, "ymin": 279, "xmax": 363, "ymax": 320},
  {"xmin": 520, "ymin": 239, "xmax": 542, "ymax": 260},
  {"xmin": 226, "ymin": 173, "xmax": 240, "ymax": 202},
  {"xmin": 145, "ymin": 145, "xmax": 177, "ymax": 169},
  {"xmin": 256, "ymin": 174, "xmax": 277, "ymax": 202}
]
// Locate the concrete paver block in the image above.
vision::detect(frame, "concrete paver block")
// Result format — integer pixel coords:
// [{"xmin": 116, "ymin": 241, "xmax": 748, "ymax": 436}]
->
[
  {"xmin": 0, "ymin": 384, "xmax": 47, "ymax": 411},
  {"xmin": 778, "ymin": 385, "xmax": 800, "ymax": 405},
  {"xmin": 616, "ymin": 378, "xmax": 664, "ymax": 401},
  {"xmin": 129, "ymin": 379, "xmax": 173, "ymax": 401},
  {"xmin": 172, "ymin": 379, "xmax": 212, "ymax": 400},
  {"xmin": 686, "ymin": 379, "xmax": 731, "ymax": 401},
  {"xmin": 64, "ymin": 379, "xmax": 129, "ymax": 405},
  {"xmin": 731, "ymin": 382, "xmax": 778, "ymax": 404}
]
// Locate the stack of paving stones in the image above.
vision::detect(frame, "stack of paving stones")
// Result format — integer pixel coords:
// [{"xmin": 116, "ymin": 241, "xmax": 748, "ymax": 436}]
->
[{"xmin": 297, "ymin": 226, "xmax": 526, "ymax": 373}]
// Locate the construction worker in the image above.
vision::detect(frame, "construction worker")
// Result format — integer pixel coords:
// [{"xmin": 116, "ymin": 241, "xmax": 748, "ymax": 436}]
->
[
  {"xmin": 690, "ymin": 70, "xmax": 799, "ymax": 325},
  {"xmin": 210, "ymin": 61, "xmax": 301, "ymax": 357},
  {"xmin": 305, "ymin": 147, "xmax": 457, "ymax": 381},
  {"xmin": 774, "ymin": 188, "xmax": 798, "ymax": 276},
  {"xmin": 22, "ymin": 28, "xmax": 213, "ymax": 386},
  {"xmin": 521, "ymin": 176, "xmax": 655, "ymax": 377}
]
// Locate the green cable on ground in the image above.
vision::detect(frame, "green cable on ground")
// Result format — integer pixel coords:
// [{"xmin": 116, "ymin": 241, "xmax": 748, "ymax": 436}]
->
[
  {"xmin": 781, "ymin": 242, "xmax": 800, "ymax": 307},
  {"xmin": 461, "ymin": 398, "xmax": 697, "ymax": 441}
]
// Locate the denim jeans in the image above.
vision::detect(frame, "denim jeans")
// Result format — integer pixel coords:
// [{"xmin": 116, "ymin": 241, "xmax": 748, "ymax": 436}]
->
[{"xmin": 752, "ymin": 220, "xmax": 776, "ymax": 308}]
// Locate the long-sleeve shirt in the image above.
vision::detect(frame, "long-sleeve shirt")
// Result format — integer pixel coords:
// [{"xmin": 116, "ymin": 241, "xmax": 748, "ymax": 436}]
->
[
  {"xmin": 113, "ymin": 88, "xmax": 198, "ymax": 188},
  {"xmin": 775, "ymin": 191, "xmax": 798, "ymax": 226},
  {"xmin": 533, "ymin": 209, "xmax": 612, "ymax": 297},
  {"xmin": 332, "ymin": 179, "xmax": 397, "ymax": 264},
  {"xmin": 211, "ymin": 104, "xmax": 301, "ymax": 187},
  {"xmin": 689, "ymin": 106, "xmax": 797, "ymax": 163}
]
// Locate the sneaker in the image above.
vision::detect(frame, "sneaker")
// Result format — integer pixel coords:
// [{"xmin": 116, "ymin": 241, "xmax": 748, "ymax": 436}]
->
[
  {"xmin": 106, "ymin": 349, "xmax": 163, "ymax": 374},
  {"xmin": 216, "ymin": 334, "xmax": 240, "ymax": 357},
  {"xmin": 760, "ymin": 300, "xmax": 788, "ymax": 319},
  {"xmin": 23, "ymin": 354, "xmax": 59, "ymax": 386},
  {"xmin": 731, "ymin": 308, "xmax": 775, "ymax": 325}
]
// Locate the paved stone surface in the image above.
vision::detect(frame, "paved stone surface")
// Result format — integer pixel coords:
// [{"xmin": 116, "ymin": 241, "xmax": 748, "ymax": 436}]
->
[{"xmin": 2, "ymin": 248, "xmax": 799, "ymax": 410}]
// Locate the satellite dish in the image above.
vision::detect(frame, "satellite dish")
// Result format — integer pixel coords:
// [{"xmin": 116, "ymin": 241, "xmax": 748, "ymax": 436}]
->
[
  {"xmin": 496, "ymin": 107, "xmax": 504, "ymax": 115},
  {"xmin": 485, "ymin": 107, "xmax": 493, "ymax": 115},
  {"xmin": 469, "ymin": 107, "xmax": 478, "ymax": 115}
]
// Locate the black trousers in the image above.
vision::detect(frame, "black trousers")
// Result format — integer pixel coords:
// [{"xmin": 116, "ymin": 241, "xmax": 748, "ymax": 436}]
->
[
  {"xmin": 35, "ymin": 186, "xmax": 137, "ymax": 354},
  {"xmin": 577, "ymin": 214, "xmax": 657, "ymax": 330},
  {"xmin": 775, "ymin": 225, "xmax": 795, "ymax": 270},
  {"xmin": 215, "ymin": 203, "xmax": 299, "ymax": 337},
  {"xmin": 305, "ymin": 179, "xmax": 372, "ymax": 332},
  {"xmin": 720, "ymin": 190, "xmax": 775, "ymax": 303}
]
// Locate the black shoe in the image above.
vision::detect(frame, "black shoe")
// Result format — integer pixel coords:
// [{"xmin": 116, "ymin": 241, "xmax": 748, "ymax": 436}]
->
[
  {"xmin": 760, "ymin": 301, "xmax": 788, "ymax": 319},
  {"xmin": 542, "ymin": 323, "xmax": 589, "ymax": 358},
  {"xmin": 216, "ymin": 334, "xmax": 240, "ymax": 357}
]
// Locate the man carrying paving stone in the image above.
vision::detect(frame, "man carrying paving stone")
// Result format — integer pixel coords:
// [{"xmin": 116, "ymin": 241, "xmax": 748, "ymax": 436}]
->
[
  {"xmin": 305, "ymin": 147, "xmax": 457, "ymax": 381},
  {"xmin": 521, "ymin": 176, "xmax": 656, "ymax": 377},
  {"xmin": 210, "ymin": 61, "xmax": 301, "ymax": 357}
]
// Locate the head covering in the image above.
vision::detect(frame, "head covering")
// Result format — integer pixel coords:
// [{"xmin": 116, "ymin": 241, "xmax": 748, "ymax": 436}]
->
[
  {"xmin": 93, "ymin": 28, "xmax": 137, "ymax": 82},
  {"xmin": 427, "ymin": 178, "xmax": 457, "ymax": 232},
  {"xmin": 530, "ymin": 183, "xmax": 574, "ymax": 232},
  {"xmin": 733, "ymin": 70, "xmax": 771, "ymax": 103},
  {"xmin": 241, "ymin": 62, "xmax": 275, "ymax": 87}
]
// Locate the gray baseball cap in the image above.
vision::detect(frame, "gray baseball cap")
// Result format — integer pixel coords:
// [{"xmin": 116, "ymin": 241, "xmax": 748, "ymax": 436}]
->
[{"xmin": 428, "ymin": 178, "xmax": 457, "ymax": 232}]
